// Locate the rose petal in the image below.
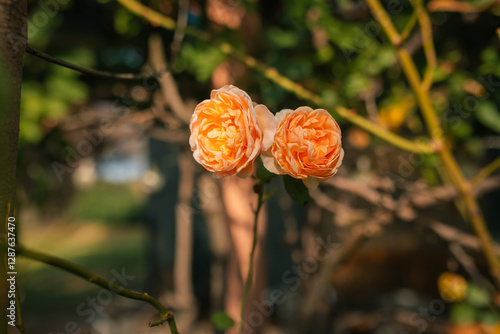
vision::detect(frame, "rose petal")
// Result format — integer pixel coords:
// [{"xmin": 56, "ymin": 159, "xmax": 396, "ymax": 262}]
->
[
  {"xmin": 237, "ymin": 160, "xmax": 255, "ymax": 178},
  {"xmin": 261, "ymin": 151, "xmax": 284, "ymax": 175},
  {"xmin": 303, "ymin": 177, "xmax": 319, "ymax": 190},
  {"xmin": 254, "ymin": 104, "xmax": 277, "ymax": 151}
]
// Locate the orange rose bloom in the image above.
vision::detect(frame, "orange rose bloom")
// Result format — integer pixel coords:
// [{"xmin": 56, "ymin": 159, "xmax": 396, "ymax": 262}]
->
[
  {"xmin": 262, "ymin": 107, "xmax": 344, "ymax": 189},
  {"xmin": 189, "ymin": 85, "xmax": 276, "ymax": 177}
]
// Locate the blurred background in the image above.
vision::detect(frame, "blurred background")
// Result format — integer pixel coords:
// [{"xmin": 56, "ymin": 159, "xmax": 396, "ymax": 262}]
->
[{"xmin": 14, "ymin": 0, "xmax": 500, "ymax": 333}]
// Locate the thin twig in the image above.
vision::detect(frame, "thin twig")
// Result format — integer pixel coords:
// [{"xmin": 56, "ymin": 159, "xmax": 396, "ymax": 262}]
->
[
  {"xmin": 471, "ymin": 157, "xmax": 500, "ymax": 188},
  {"xmin": 400, "ymin": 5, "xmax": 419, "ymax": 41},
  {"xmin": 239, "ymin": 183, "xmax": 265, "ymax": 334},
  {"xmin": 415, "ymin": 3, "xmax": 437, "ymax": 91},
  {"xmin": 171, "ymin": 0, "xmax": 190, "ymax": 63},
  {"xmin": 148, "ymin": 34, "xmax": 193, "ymax": 124},
  {"xmin": 115, "ymin": 0, "xmax": 435, "ymax": 155},
  {"xmin": 25, "ymin": 46, "xmax": 163, "ymax": 80},
  {"xmin": 17, "ymin": 246, "xmax": 178, "ymax": 332},
  {"xmin": 425, "ymin": 219, "xmax": 500, "ymax": 256}
]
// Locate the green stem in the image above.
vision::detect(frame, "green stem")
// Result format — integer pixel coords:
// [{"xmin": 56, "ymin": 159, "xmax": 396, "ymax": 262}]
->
[
  {"xmin": 239, "ymin": 183, "xmax": 265, "ymax": 334},
  {"xmin": 17, "ymin": 246, "xmax": 178, "ymax": 333}
]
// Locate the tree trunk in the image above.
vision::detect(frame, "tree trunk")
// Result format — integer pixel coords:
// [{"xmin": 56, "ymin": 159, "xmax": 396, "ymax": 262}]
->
[{"xmin": 0, "ymin": 0, "xmax": 27, "ymax": 331}]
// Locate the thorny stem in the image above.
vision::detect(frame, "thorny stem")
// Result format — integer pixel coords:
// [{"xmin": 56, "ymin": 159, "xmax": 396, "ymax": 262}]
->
[
  {"xmin": 239, "ymin": 183, "xmax": 265, "ymax": 334},
  {"xmin": 17, "ymin": 246, "xmax": 178, "ymax": 333},
  {"xmin": 116, "ymin": 0, "xmax": 434, "ymax": 155},
  {"xmin": 365, "ymin": 0, "xmax": 500, "ymax": 288}
]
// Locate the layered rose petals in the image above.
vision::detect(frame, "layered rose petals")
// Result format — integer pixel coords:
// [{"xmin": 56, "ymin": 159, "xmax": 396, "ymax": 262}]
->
[
  {"xmin": 189, "ymin": 85, "xmax": 275, "ymax": 178},
  {"xmin": 262, "ymin": 107, "xmax": 344, "ymax": 189}
]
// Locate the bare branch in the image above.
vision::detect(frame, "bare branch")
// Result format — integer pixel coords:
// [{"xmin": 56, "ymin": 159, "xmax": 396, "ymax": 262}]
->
[
  {"xmin": 17, "ymin": 246, "xmax": 178, "ymax": 332},
  {"xmin": 26, "ymin": 46, "xmax": 165, "ymax": 80}
]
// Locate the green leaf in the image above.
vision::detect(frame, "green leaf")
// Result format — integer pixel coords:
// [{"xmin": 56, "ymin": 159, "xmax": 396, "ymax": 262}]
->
[
  {"xmin": 479, "ymin": 310, "xmax": 500, "ymax": 325},
  {"xmin": 210, "ymin": 311, "xmax": 235, "ymax": 331},
  {"xmin": 466, "ymin": 283, "xmax": 491, "ymax": 307},
  {"xmin": 265, "ymin": 28, "xmax": 301, "ymax": 49},
  {"xmin": 477, "ymin": 100, "xmax": 500, "ymax": 134},
  {"xmin": 283, "ymin": 175, "xmax": 310, "ymax": 206},
  {"xmin": 178, "ymin": 43, "xmax": 227, "ymax": 82},
  {"xmin": 256, "ymin": 162, "xmax": 275, "ymax": 182},
  {"xmin": 450, "ymin": 303, "xmax": 476, "ymax": 325},
  {"xmin": 452, "ymin": 121, "xmax": 473, "ymax": 139}
]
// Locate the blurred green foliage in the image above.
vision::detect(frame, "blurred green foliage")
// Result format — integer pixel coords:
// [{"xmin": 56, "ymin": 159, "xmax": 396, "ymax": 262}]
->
[
  {"xmin": 450, "ymin": 303, "xmax": 477, "ymax": 324},
  {"xmin": 210, "ymin": 311, "xmax": 235, "ymax": 331},
  {"xmin": 69, "ymin": 183, "xmax": 146, "ymax": 225},
  {"xmin": 450, "ymin": 282, "xmax": 500, "ymax": 326},
  {"xmin": 177, "ymin": 40, "xmax": 228, "ymax": 82},
  {"xmin": 20, "ymin": 48, "xmax": 92, "ymax": 144},
  {"xmin": 21, "ymin": 0, "xmax": 92, "ymax": 145}
]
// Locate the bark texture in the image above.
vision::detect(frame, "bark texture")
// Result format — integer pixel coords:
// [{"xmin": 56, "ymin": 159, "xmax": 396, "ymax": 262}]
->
[{"xmin": 0, "ymin": 0, "xmax": 27, "ymax": 330}]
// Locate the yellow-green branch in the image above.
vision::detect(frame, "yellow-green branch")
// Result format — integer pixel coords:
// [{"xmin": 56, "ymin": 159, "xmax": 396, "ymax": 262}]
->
[
  {"xmin": 415, "ymin": 3, "xmax": 437, "ymax": 91},
  {"xmin": 115, "ymin": 0, "xmax": 434, "ymax": 154},
  {"xmin": 400, "ymin": 3, "xmax": 420, "ymax": 41},
  {"xmin": 471, "ymin": 156, "xmax": 500, "ymax": 188},
  {"xmin": 365, "ymin": 0, "xmax": 500, "ymax": 288}
]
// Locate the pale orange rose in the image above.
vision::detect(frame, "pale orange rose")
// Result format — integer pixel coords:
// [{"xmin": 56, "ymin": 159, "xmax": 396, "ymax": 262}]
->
[
  {"xmin": 189, "ymin": 85, "xmax": 276, "ymax": 177},
  {"xmin": 262, "ymin": 106, "xmax": 344, "ymax": 189}
]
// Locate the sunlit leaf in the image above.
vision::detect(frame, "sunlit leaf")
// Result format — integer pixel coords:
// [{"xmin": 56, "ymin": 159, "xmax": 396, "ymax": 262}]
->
[
  {"xmin": 466, "ymin": 283, "xmax": 491, "ymax": 307},
  {"xmin": 210, "ymin": 311, "xmax": 235, "ymax": 331},
  {"xmin": 450, "ymin": 303, "xmax": 476, "ymax": 325},
  {"xmin": 477, "ymin": 100, "xmax": 500, "ymax": 134}
]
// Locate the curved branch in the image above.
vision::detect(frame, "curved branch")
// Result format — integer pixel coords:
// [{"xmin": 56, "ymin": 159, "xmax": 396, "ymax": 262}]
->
[
  {"xmin": 17, "ymin": 246, "xmax": 178, "ymax": 332},
  {"xmin": 25, "ymin": 46, "xmax": 165, "ymax": 80}
]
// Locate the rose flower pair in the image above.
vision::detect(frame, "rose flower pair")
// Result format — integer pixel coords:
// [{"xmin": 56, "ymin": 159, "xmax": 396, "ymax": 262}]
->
[{"xmin": 189, "ymin": 85, "xmax": 344, "ymax": 190}]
